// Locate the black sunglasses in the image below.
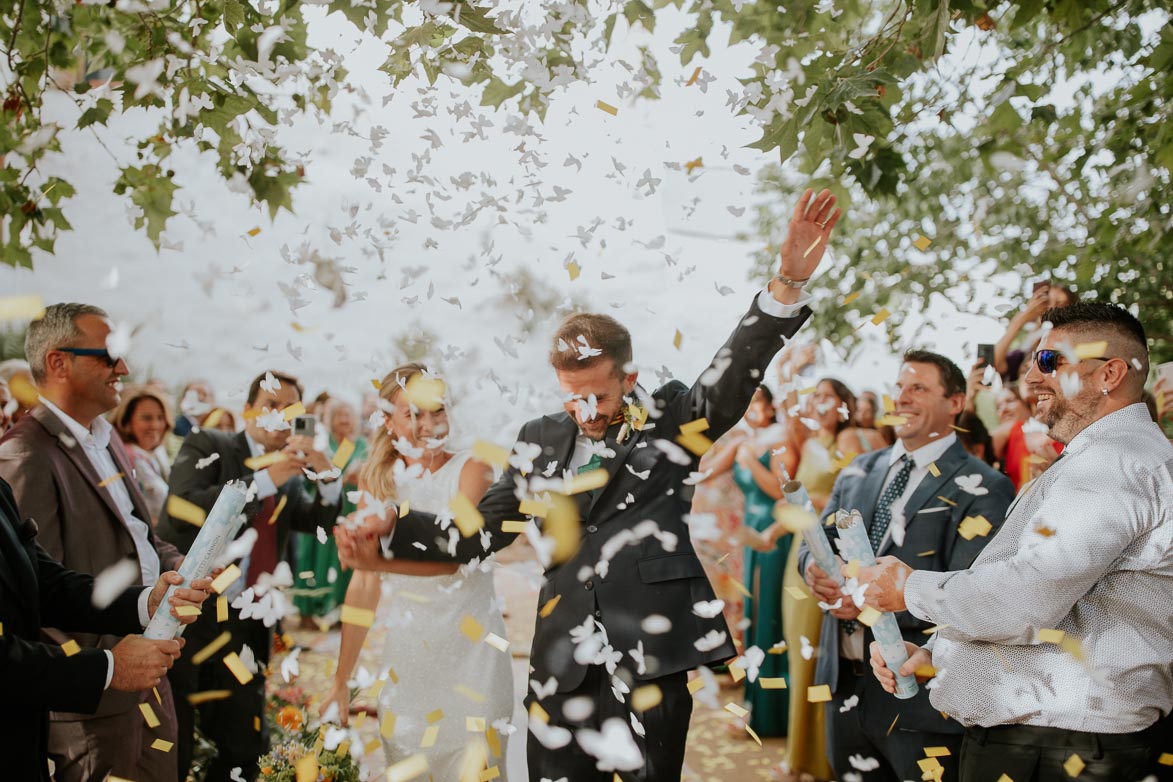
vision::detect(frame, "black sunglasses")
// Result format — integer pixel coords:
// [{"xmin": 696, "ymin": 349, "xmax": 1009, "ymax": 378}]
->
[
  {"xmin": 56, "ymin": 347, "xmax": 122, "ymax": 368},
  {"xmin": 1033, "ymin": 349, "xmax": 1116, "ymax": 374}
]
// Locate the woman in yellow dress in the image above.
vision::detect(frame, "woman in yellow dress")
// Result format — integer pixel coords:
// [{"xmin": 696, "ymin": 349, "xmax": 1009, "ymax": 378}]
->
[{"xmin": 774, "ymin": 377, "xmax": 869, "ymax": 782}]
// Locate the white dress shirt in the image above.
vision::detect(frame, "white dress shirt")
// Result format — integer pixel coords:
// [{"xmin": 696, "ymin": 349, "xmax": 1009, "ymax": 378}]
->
[
  {"xmin": 840, "ymin": 432, "xmax": 958, "ymax": 660},
  {"xmin": 905, "ymin": 403, "xmax": 1173, "ymax": 733}
]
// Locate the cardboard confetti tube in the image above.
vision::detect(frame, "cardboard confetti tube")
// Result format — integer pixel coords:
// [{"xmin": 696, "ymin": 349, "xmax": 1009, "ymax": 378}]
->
[
  {"xmin": 784, "ymin": 480, "xmax": 844, "ymax": 589},
  {"xmin": 144, "ymin": 481, "xmax": 249, "ymax": 641},
  {"xmin": 834, "ymin": 510, "xmax": 918, "ymax": 699}
]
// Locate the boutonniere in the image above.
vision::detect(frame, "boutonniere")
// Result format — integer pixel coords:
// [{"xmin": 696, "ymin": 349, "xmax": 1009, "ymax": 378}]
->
[{"xmin": 617, "ymin": 398, "xmax": 648, "ymax": 444}]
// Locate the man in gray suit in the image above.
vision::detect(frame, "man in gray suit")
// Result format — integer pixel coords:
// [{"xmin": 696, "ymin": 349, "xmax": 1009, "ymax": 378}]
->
[
  {"xmin": 0, "ymin": 303, "xmax": 186, "ymax": 782},
  {"xmin": 798, "ymin": 349, "xmax": 1015, "ymax": 781}
]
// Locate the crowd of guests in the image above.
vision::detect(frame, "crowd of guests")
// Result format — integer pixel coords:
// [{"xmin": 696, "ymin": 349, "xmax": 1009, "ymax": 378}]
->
[
  {"xmin": 690, "ymin": 281, "xmax": 1172, "ymax": 782},
  {"xmin": 1, "ymin": 275, "xmax": 1169, "ymax": 782}
]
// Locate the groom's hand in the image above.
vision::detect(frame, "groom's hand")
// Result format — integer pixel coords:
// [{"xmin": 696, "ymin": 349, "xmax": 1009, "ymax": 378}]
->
[
  {"xmin": 770, "ymin": 188, "xmax": 843, "ymax": 305},
  {"xmin": 335, "ymin": 526, "xmax": 385, "ymax": 571}
]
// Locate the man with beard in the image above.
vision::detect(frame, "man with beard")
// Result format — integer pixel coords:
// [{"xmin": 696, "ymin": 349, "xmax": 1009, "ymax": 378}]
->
[{"xmin": 863, "ymin": 302, "xmax": 1172, "ymax": 782}]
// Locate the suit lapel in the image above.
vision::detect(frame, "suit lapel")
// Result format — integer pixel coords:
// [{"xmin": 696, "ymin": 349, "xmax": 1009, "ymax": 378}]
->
[
  {"xmin": 878, "ymin": 439, "xmax": 968, "ymax": 556},
  {"xmin": 34, "ymin": 407, "xmax": 128, "ymax": 531},
  {"xmin": 587, "ymin": 423, "xmax": 644, "ymax": 517},
  {"xmin": 0, "ymin": 490, "xmax": 38, "ymax": 621},
  {"xmin": 542, "ymin": 414, "xmax": 578, "ymax": 475},
  {"xmin": 856, "ymin": 448, "xmax": 893, "ymax": 530},
  {"xmin": 108, "ymin": 434, "xmax": 153, "ymax": 525}
]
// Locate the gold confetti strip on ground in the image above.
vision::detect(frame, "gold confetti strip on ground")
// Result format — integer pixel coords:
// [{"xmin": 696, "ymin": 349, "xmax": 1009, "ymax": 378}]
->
[
  {"xmin": 150, "ymin": 739, "xmax": 173, "ymax": 752},
  {"xmin": 192, "ymin": 631, "xmax": 232, "ymax": 665},
  {"xmin": 484, "ymin": 633, "xmax": 510, "ymax": 652},
  {"xmin": 450, "ymin": 492, "xmax": 485, "ymax": 537},
  {"xmin": 280, "ymin": 402, "xmax": 306, "ymax": 422},
  {"xmin": 223, "ymin": 652, "xmax": 254, "ymax": 685},
  {"xmin": 759, "ymin": 678, "xmax": 787, "ymax": 689},
  {"xmin": 331, "ymin": 438, "xmax": 356, "ymax": 469},
  {"xmin": 913, "ymin": 235, "xmax": 932, "ymax": 251},
  {"xmin": 871, "ymin": 308, "xmax": 891, "ymax": 326},
  {"xmin": 807, "ymin": 685, "xmax": 832, "ymax": 703},
  {"xmin": 501, "ymin": 520, "xmax": 529, "ymax": 534},
  {"xmin": 140, "ymin": 702, "xmax": 162, "ymax": 728},
  {"xmin": 61, "ymin": 640, "xmax": 81, "ymax": 657},
  {"xmin": 243, "ymin": 450, "xmax": 286, "ymax": 471},
  {"xmin": 723, "ymin": 702, "xmax": 749, "ymax": 719},
  {"xmin": 166, "ymin": 495, "xmax": 207, "ymax": 528},
  {"xmin": 211, "ymin": 564, "xmax": 242, "ymax": 594},
  {"xmin": 186, "ymin": 689, "xmax": 232, "ymax": 705},
  {"xmin": 686, "ymin": 66, "xmax": 702, "ymax": 86},
  {"xmin": 386, "ymin": 753, "xmax": 429, "ymax": 782},
  {"xmin": 857, "ymin": 606, "xmax": 882, "ymax": 627},
  {"xmin": 1063, "ymin": 754, "xmax": 1085, "ymax": 777},
  {"xmin": 687, "ymin": 677, "xmax": 706, "ymax": 695},
  {"xmin": 472, "ymin": 440, "xmax": 510, "ymax": 469},
  {"xmin": 0, "ymin": 294, "xmax": 46, "ymax": 321},
  {"xmin": 958, "ymin": 515, "xmax": 992, "ymax": 540},
  {"xmin": 595, "ymin": 100, "xmax": 618, "ymax": 116},
  {"xmin": 340, "ymin": 605, "xmax": 375, "ymax": 628}
]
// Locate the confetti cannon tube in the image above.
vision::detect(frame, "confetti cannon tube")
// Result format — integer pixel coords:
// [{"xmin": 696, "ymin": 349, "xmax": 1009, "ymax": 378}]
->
[
  {"xmin": 834, "ymin": 510, "xmax": 919, "ymax": 699},
  {"xmin": 783, "ymin": 479, "xmax": 845, "ymax": 589},
  {"xmin": 143, "ymin": 481, "xmax": 250, "ymax": 640}
]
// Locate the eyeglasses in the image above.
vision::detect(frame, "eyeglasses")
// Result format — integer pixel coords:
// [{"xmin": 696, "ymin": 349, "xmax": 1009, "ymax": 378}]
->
[
  {"xmin": 1032, "ymin": 349, "xmax": 1114, "ymax": 374},
  {"xmin": 56, "ymin": 347, "xmax": 123, "ymax": 369}
]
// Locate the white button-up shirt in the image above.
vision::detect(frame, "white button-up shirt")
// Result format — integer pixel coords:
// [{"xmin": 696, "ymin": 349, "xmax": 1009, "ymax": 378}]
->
[
  {"xmin": 906, "ymin": 403, "xmax": 1173, "ymax": 733},
  {"xmin": 39, "ymin": 397, "xmax": 161, "ymax": 587}
]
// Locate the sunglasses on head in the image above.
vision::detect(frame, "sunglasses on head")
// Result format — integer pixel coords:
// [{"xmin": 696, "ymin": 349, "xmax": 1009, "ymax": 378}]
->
[
  {"xmin": 56, "ymin": 347, "xmax": 122, "ymax": 369},
  {"xmin": 1032, "ymin": 349, "xmax": 1116, "ymax": 374}
]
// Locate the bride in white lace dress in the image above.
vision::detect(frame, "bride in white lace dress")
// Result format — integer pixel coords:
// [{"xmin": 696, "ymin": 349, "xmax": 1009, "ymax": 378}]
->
[{"xmin": 321, "ymin": 364, "xmax": 514, "ymax": 780}]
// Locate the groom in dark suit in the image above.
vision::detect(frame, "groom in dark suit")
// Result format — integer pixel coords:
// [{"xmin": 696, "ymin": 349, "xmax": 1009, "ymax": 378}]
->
[
  {"xmin": 338, "ymin": 189, "xmax": 842, "ymax": 781},
  {"xmin": 797, "ymin": 350, "xmax": 1015, "ymax": 781}
]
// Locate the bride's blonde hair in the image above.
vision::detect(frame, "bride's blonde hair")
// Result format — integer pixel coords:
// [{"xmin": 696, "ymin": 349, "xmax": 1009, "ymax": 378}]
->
[{"xmin": 359, "ymin": 362, "xmax": 443, "ymax": 502}]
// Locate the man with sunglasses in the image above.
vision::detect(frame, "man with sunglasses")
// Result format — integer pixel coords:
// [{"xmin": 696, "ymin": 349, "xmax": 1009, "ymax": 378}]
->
[
  {"xmin": 862, "ymin": 302, "xmax": 1172, "ymax": 781},
  {"xmin": 0, "ymin": 302, "xmax": 187, "ymax": 782}
]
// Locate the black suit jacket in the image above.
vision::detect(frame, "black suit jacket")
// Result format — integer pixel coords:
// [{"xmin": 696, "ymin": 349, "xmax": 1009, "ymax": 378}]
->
[
  {"xmin": 797, "ymin": 438, "xmax": 1015, "ymax": 732},
  {"xmin": 156, "ymin": 429, "xmax": 341, "ymax": 559},
  {"xmin": 386, "ymin": 295, "xmax": 811, "ymax": 692},
  {"xmin": 0, "ymin": 478, "xmax": 145, "ymax": 782}
]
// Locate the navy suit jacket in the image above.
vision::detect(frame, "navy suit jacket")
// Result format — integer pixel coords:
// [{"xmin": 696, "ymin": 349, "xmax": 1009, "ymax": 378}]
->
[{"xmin": 797, "ymin": 438, "xmax": 1015, "ymax": 732}]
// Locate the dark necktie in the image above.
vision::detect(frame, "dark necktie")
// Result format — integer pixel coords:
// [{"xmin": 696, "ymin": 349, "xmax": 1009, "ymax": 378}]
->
[{"xmin": 845, "ymin": 454, "xmax": 914, "ymax": 636}]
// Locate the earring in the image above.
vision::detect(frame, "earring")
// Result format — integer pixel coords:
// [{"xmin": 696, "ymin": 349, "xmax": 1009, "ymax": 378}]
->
[{"xmin": 1101, "ymin": 388, "xmax": 1109, "ymax": 396}]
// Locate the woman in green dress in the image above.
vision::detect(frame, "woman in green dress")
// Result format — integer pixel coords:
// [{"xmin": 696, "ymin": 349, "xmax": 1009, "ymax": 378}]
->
[
  {"xmin": 293, "ymin": 399, "xmax": 368, "ymax": 624},
  {"xmin": 730, "ymin": 386, "xmax": 792, "ymax": 738}
]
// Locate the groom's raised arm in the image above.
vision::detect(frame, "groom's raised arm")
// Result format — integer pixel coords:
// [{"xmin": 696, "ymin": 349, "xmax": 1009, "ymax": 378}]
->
[{"xmin": 661, "ymin": 188, "xmax": 842, "ymax": 441}]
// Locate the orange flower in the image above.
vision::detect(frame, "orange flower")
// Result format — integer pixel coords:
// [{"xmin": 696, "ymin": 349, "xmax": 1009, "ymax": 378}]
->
[{"xmin": 276, "ymin": 705, "xmax": 304, "ymax": 732}]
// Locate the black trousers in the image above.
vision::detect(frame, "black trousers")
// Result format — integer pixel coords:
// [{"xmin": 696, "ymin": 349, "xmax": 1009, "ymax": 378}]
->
[
  {"xmin": 959, "ymin": 719, "xmax": 1173, "ymax": 782},
  {"xmin": 169, "ymin": 605, "xmax": 272, "ymax": 782},
  {"xmin": 827, "ymin": 657, "xmax": 961, "ymax": 782},
  {"xmin": 525, "ymin": 665, "xmax": 692, "ymax": 782}
]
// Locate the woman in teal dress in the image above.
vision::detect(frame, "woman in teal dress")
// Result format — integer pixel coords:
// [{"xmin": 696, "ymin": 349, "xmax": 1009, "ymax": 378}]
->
[
  {"xmin": 731, "ymin": 386, "xmax": 791, "ymax": 738},
  {"xmin": 293, "ymin": 399, "xmax": 368, "ymax": 623}
]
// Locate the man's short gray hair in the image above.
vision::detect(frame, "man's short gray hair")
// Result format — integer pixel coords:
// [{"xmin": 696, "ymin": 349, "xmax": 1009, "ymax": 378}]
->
[{"xmin": 25, "ymin": 303, "xmax": 108, "ymax": 383}]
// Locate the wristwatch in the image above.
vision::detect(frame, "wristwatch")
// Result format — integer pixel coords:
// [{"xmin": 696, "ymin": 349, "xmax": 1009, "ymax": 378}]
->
[{"xmin": 772, "ymin": 273, "xmax": 810, "ymax": 290}]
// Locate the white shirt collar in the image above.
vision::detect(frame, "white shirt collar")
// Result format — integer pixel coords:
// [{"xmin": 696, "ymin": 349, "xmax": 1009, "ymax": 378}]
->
[
  {"xmin": 889, "ymin": 431, "xmax": 958, "ymax": 470},
  {"xmin": 39, "ymin": 396, "xmax": 112, "ymax": 450},
  {"xmin": 1062, "ymin": 402, "xmax": 1154, "ymax": 457},
  {"xmin": 243, "ymin": 430, "xmax": 265, "ymax": 458}
]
